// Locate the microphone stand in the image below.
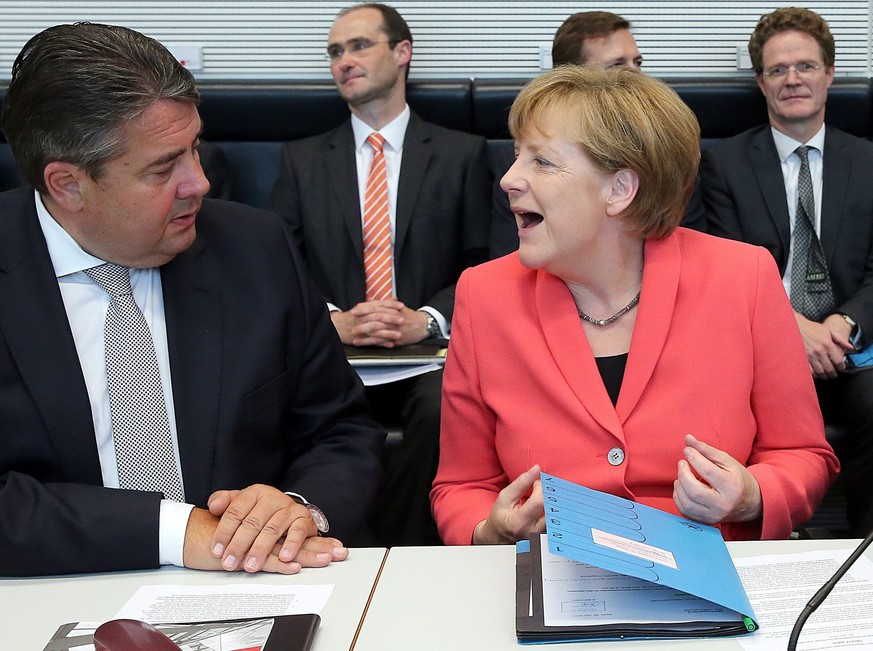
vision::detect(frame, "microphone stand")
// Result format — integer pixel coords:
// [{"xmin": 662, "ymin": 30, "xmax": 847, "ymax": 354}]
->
[{"xmin": 787, "ymin": 528, "xmax": 873, "ymax": 650}]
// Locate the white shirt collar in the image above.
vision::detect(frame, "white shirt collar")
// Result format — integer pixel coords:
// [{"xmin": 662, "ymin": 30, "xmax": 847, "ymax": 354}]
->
[
  {"xmin": 351, "ymin": 104, "xmax": 411, "ymax": 153},
  {"xmin": 771, "ymin": 123, "xmax": 826, "ymax": 163},
  {"xmin": 34, "ymin": 190, "xmax": 106, "ymax": 279}
]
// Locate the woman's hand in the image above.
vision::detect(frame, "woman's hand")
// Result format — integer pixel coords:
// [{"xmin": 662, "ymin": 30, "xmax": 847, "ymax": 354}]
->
[
  {"xmin": 673, "ymin": 434, "xmax": 762, "ymax": 525},
  {"xmin": 473, "ymin": 465, "xmax": 546, "ymax": 544}
]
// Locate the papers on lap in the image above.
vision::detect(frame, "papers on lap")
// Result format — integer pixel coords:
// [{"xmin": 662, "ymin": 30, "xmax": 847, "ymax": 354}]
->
[
  {"xmin": 345, "ymin": 340, "xmax": 448, "ymax": 386},
  {"xmin": 344, "ymin": 340, "xmax": 448, "ymax": 367},
  {"xmin": 515, "ymin": 472, "xmax": 758, "ymax": 644}
]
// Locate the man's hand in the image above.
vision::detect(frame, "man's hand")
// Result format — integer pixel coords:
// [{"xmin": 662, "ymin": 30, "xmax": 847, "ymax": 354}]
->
[
  {"xmin": 330, "ymin": 300, "xmax": 430, "ymax": 347},
  {"xmin": 473, "ymin": 465, "xmax": 545, "ymax": 544},
  {"xmin": 673, "ymin": 434, "xmax": 762, "ymax": 525},
  {"xmin": 182, "ymin": 484, "xmax": 347, "ymax": 574},
  {"xmin": 331, "ymin": 300, "xmax": 404, "ymax": 347},
  {"xmin": 795, "ymin": 312, "xmax": 854, "ymax": 379}
]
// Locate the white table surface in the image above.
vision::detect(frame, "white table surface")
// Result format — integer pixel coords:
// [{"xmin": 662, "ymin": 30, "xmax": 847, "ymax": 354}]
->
[
  {"xmin": 2, "ymin": 546, "xmax": 386, "ymax": 651},
  {"xmin": 352, "ymin": 539, "xmax": 865, "ymax": 651}
]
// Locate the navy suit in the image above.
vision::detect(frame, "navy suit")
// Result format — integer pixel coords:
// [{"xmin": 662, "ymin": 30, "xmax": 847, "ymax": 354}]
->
[
  {"xmin": 701, "ymin": 124, "xmax": 873, "ymax": 535},
  {"xmin": 0, "ymin": 187, "xmax": 385, "ymax": 576},
  {"xmin": 269, "ymin": 112, "xmax": 491, "ymax": 545}
]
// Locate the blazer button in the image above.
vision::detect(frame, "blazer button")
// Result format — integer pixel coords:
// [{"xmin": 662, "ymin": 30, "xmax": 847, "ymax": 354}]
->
[{"xmin": 607, "ymin": 447, "xmax": 625, "ymax": 466}]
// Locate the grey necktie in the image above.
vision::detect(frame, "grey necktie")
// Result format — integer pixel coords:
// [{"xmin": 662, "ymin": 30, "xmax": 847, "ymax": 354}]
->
[
  {"xmin": 789, "ymin": 145, "xmax": 835, "ymax": 321},
  {"xmin": 84, "ymin": 263, "xmax": 184, "ymax": 502}
]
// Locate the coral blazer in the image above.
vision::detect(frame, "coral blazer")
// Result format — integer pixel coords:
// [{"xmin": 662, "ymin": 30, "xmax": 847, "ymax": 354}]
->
[{"xmin": 431, "ymin": 228, "xmax": 839, "ymax": 544}]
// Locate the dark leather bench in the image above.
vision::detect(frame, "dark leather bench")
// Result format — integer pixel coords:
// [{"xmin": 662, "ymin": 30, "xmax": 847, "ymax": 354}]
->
[{"xmin": 2, "ymin": 77, "xmax": 872, "ymax": 208}]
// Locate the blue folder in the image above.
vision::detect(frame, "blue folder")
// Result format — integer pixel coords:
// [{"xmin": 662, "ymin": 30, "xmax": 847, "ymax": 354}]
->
[{"xmin": 540, "ymin": 472, "xmax": 757, "ymax": 626}]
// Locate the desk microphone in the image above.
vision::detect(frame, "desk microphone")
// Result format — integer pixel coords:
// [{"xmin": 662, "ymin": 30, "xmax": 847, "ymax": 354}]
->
[{"xmin": 787, "ymin": 528, "xmax": 873, "ymax": 650}]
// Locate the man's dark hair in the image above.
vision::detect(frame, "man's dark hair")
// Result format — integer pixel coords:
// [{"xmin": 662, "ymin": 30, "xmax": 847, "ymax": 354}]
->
[
  {"xmin": 2, "ymin": 22, "xmax": 198, "ymax": 192},
  {"xmin": 551, "ymin": 11, "xmax": 631, "ymax": 67}
]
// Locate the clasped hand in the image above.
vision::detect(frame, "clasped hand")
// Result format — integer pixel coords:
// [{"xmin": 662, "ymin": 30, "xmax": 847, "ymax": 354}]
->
[
  {"xmin": 331, "ymin": 300, "xmax": 428, "ymax": 347},
  {"xmin": 183, "ymin": 484, "xmax": 347, "ymax": 574}
]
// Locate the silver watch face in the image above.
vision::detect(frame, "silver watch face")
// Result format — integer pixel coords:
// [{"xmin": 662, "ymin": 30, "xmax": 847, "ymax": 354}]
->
[{"xmin": 307, "ymin": 504, "xmax": 330, "ymax": 534}]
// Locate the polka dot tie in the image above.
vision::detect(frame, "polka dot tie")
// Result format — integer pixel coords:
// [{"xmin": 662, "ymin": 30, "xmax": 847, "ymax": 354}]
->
[
  {"xmin": 789, "ymin": 146, "xmax": 835, "ymax": 321},
  {"xmin": 84, "ymin": 263, "xmax": 185, "ymax": 502},
  {"xmin": 363, "ymin": 133, "xmax": 394, "ymax": 301}
]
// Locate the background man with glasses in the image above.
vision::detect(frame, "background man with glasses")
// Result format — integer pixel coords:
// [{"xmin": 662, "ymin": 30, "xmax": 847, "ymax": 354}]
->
[
  {"xmin": 701, "ymin": 7, "xmax": 873, "ymax": 537},
  {"xmin": 269, "ymin": 2, "xmax": 491, "ymax": 547}
]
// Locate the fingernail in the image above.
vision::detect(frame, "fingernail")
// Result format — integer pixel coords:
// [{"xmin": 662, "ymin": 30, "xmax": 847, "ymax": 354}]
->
[
  {"xmin": 222, "ymin": 554, "xmax": 236, "ymax": 569},
  {"xmin": 212, "ymin": 543, "xmax": 224, "ymax": 556},
  {"xmin": 245, "ymin": 556, "xmax": 258, "ymax": 571},
  {"xmin": 279, "ymin": 549, "xmax": 293, "ymax": 562},
  {"xmin": 317, "ymin": 552, "xmax": 330, "ymax": 561}
]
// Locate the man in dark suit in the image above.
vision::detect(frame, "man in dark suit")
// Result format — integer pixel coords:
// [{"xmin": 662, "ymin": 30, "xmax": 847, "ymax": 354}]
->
[
  {"xmin": 489, "ymin": 11, "xmax": 705, "ymax": 259},
  {"xmin": 0, "ymin": 22, "xmax": 384, "ymax": 577},
  {"xmin": 269, "ymin": 3, "xmax": 491, "ymax": 546},
  {"xmin": 701, "ymin": 8, "xmax": 873, "ymax": 536}
]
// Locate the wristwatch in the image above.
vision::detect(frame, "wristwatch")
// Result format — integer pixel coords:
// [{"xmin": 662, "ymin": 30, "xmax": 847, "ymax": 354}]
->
[
  {"xmin": 421, "ymin": 311, "xmax": 441, "ymax": 338},
  {"xmin": 838, "ymin": 313, "xmax": 862, "ymax": 350},
  {"xmin": 286, "ymin": 493, "xmax": 330, "ymax": 535}
]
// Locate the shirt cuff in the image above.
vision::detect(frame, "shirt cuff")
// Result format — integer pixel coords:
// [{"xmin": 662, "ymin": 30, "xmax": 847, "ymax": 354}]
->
[
  {"xmin": 418, "ymin": 306, "xmax": 449, "ymax": 337},
  {"xmin": 159, "ymin": 499, "xmax": 195, "ymax": 567}
]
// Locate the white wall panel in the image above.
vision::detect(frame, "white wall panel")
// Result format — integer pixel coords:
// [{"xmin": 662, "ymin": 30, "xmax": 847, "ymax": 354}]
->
[{"xmin": 1, "ymin": 1, "xmax": 870, "ymax": 80}]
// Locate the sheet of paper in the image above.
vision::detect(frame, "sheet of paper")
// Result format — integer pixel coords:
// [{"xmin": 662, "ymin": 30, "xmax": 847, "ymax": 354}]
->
[
  {"xmin": 538, "ymin": 536, "xmax": 739, "ymax": 627},
  {"xmin": 735, "ymin": 549, "xmax": 873, "ymax": 650},
  {"xmin": 354, "ymin": 363, "xmax": 441, "ymax": 386},
  {"xmin": 114, "ymin": 583, "xmax": 334, "ymax": 623}
]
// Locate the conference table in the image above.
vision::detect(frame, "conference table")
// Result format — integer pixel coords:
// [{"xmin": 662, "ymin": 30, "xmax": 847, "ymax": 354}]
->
[
  {"xmin": 1, "ymin": 546, "xmax": 386, "ymax": 650},
  {"xmin": 355, "ymin": 539, "xmax": 869, "ymax": 650},
  {"xmin": 2, "ymin": 539, "xmax": 867, "ymax": 650}
]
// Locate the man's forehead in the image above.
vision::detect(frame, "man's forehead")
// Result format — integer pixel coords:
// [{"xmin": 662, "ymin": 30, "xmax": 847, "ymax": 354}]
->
[
  {"xmin": 582, "ymin": 30, "xmax": 640, "ymax": 65},
  {"xmin": 329, "ymin": 8, "xmax": 383, "ymax": 42},
  {"xmin": 762, "ymin": 30, "xmax": 823, "ymax": 61}
]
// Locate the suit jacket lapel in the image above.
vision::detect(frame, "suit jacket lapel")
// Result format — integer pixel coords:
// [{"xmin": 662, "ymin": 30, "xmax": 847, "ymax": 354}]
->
[
  {"xmin": 750, "ymin": 128, "xmax": 792, "ymax": 261},
  {"xmin": 395, "ymin": 113, "xmax": 431, "ymax": 256},
  {"xmin": 326, "ymin": 122, "xmax": 364, "ymax": 263},
  {"xmin": 161, "ymin": 231, "xmax": 222, "ymax": 506},
  {"xmin": 0, "ymin": 188, "xmax": 101, "ymax": 483},
  {"xmin": 536, "ymin": 271, "xmax": 623, "ymax": 437},
  {"xmin": 820, "ymin": 126, "xmax": 850, "ymax": 263},
  {"xmin": 617, "ymin": 236, "xmax": 679, "ymax": 422}
]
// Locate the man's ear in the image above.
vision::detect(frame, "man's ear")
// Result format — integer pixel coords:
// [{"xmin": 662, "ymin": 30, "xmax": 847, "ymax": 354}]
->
[
  {"xmin": 605, "ymin": 169, "xmax": 639, "ymax": 217},
  {"xmin": 393, "ymin": 39, "xmax": 412, "ymax": 68},
  {"xmin": 43, "ymin": 161, "xmax": 87, "ymax": 212}
]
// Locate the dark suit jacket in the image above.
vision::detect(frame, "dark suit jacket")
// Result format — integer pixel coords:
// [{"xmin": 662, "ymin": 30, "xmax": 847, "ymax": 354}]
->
[
  {"xmin": 0, "ymin": 187, "xmax": 385, "ymax": 576},
  {"xmin": 701, "ymin": 125, "xmax": 873, "ymax": 343},
  {"xmin": 268, "ymin": 112, "xmax": 491, "ymax": 320}
]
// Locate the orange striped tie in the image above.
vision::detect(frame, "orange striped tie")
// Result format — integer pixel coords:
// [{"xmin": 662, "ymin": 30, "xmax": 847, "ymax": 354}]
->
[{"xmin": 363, "ymin": 133, "xmax": 393, "ymax": 301}]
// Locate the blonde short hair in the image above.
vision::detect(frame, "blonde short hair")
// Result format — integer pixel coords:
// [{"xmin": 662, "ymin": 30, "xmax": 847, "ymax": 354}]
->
[{"xmin": 508, "ymin": 66, "xmax": 700, "ymax": 239}]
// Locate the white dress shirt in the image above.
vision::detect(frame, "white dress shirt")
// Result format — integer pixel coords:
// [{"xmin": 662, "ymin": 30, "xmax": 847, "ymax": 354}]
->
[
  {"xmin": 35, "ymin": 191, "xmax": 193, "ymax": 566},
  {"xmin": 326, "ymin": 106, "xmax": 448, "ymax": 335}
]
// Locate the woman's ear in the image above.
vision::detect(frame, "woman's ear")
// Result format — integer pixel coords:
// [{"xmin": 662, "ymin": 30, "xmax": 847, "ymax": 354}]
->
[{"xmin": 606, "ymin": 169, "xmax": 639, "ymax": 217}]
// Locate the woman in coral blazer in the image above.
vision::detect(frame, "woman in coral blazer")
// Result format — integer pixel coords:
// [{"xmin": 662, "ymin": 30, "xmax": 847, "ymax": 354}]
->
[{"xmin": 430, "ymin": 67, "xmax": 838, "ymax": 546}]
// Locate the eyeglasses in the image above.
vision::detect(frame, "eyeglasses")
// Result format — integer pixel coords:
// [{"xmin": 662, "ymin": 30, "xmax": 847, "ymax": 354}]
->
[
  {"xmin": 326, "ymin": 38, "xmax": 393, "ymax": 61},
  {"xmin": 762, "ymin": 62, "xmax": 824, "ymax": 79}
]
